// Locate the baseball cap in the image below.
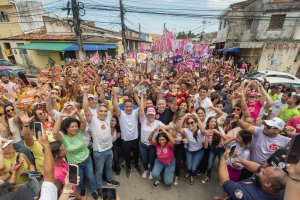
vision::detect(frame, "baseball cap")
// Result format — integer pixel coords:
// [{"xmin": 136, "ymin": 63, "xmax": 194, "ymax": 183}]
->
[
  {"xmin": 2, "ymin": 140, "xmax": 14, "ymax": 148},
  {"xmin": 146, "ymin": 107, "xmax": 156, "ymax": 115},
  {"xmin": 88, "ymin": 94, "xmax": 95, "ymax": 99},
  {"xmin": 224, "ymin": 74, "xmax": 230, "ymax": 79},
  {"xmin": 264, "ymin": 117, "xmax": 285, "ymax": 130}
]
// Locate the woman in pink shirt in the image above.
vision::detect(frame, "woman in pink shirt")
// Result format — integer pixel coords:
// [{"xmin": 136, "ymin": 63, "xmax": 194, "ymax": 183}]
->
[{"xmin": 148, "ymin": 127, "xmax": 176, "ymax": 187}]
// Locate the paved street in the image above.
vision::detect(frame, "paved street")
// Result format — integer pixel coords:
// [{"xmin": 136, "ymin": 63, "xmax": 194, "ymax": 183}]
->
[{"xmin": 107, "ymin": 166, "xmax": 222, "ymax": 200}]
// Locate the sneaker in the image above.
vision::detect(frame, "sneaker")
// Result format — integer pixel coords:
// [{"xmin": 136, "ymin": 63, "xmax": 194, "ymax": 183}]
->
[
  {"xmin": 202, "ymin": 176, "xmax": 210, "ymax": 184},
  {"xmin": 80, "ymin": 189, "xmax": 86, "ymax": 196},
  {"xmin": 149, "ymin": 172, "xmax": 153, "ymax": 180},
  {"xmin": 107, "ymin": 180, "xmax": 120, "ymax": 187},
  {"xmin": 142, "ymin": 170, "xmax": 148, "ymax": 178},
  {"xmin": 174, "ymin": 176, "xmax": 179, "ymax": 185},
  {"xmin": 135, "ymin": 165, "xmax": 142, "ymax": 175},
  {"xmin": 190, "ymin": 176, "xmax": 194, "ymax": 185},
  {"xmin": 184, "ymin": 173, "xmax": 190, "ymax": 179},
  {"xmin": 126, "ymin": 168, "xmax": 131, "ymax": 178},
  {"xmin": 154, "ymin": 180, "xmax": 160, "ymax": 187},
  {"xmin": 97, "ymin": 188, "xmax": 103, "ymax": 198},
  {"xmin": 92, "ymin": 191, "xmax": 98, "ymax": 200}
]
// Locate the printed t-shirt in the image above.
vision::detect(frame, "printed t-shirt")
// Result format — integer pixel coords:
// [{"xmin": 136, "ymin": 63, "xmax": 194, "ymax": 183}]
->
[
  {"xmin": 155, "ymin": 142, "xmax": 174, "ymax": 165},
  {"xmin": 89, "ymin": 112, "xmax": 113, "ymax": 152},
  {"xmin": 118, "ymin": 109, "xmax": 139, "ymax": 141},
  {"xmin": 269, "ymin": 100, "xmax": 287, "ymax": 119},
  {"xmin": 250, "ymin": 127, "xmax": 290, "ymax": 165},
  {"xmin": 61, "ymin": 130, "xmax": 90, "ymax": 164},
  {"xmin": 247, "ymin": 101, "xmax": 262, "ymax": 120},
  {"xmin": 278, "ymin": 106, "xmax": 300, "ymax": 122},
  {"xmin": 223, "ymin": 176, "xmax": 284, "ymax": 200},
  {"xmin": 140, "ymin": 116, "xmax": 164, "ymax": 145}
]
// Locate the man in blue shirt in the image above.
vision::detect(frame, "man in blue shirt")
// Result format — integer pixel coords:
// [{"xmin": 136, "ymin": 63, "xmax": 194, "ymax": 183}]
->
[{"xmin": 219, "ymin": 149, "xmax": 287, "ymax": 200}]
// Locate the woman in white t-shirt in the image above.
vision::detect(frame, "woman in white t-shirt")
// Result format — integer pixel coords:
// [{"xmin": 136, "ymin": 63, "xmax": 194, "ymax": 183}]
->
[
  {"xmin": 138, "ymin": 92, "xmax": 165, "ymax": 179},
  {"xmin": 178, "ymin": 113, "xmax": 206, "ymax": 185}
]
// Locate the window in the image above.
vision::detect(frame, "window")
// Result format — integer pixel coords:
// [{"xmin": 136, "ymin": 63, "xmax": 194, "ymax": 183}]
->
[
  {"xmin": 219, "ymin": 21, "xmax": 222, "ymax": 30},
  {"xmin": 0, "ymin": 11, "xmax": 9, "ymax": 22},
  {"xmin": 246, "ymin": 19, "xmax": 253, "ymax": 29},
  {"xmin": 268, "ymin": 14, "xmax": 286, "ymax": 30}
]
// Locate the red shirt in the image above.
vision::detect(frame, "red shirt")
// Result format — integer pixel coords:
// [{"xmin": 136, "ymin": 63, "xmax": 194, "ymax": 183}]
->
[{"xmin": 286, "ymin": 116, "xmax": 300, "ymax": 134}]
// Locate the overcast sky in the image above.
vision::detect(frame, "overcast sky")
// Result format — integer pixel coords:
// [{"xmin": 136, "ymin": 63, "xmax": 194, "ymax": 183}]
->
[{"xmin": 42, "ymin": 0, "xmax": 241, "ymax": 35}]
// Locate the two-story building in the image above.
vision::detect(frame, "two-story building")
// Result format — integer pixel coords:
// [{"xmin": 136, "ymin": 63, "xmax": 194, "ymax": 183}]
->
[{"xmin": 216, "ymin": 0, "xmax": 300, "ymax": 75}]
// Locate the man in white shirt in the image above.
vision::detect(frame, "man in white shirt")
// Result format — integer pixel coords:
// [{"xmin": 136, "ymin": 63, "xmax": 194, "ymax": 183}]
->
[
  {"xmin": 194, "ymin": 85, "xmax": 215, "ymax": 117},
  {"xmin": 112, "ymin": 87, "xmax": 142, "ymax": 178},
  {"xmin": 268, "ymin": 91, "xmax": 290, "ymax": 119},
  {"xmin": 83, "ymin": 91, "xmax": 119, "ymax": 198}
]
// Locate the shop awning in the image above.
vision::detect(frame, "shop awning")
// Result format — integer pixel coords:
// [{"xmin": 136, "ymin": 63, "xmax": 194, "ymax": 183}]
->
[
  {"xmin": 64, "ymin": 43, "xmax": 117, "ymax": 51},
  {"xmin": 224, "ymin": 48, "xmax": 241, "ymax": 53},
  {"xmin": 14, "ymin": 42, "xmax": 74, "ymax": 51}
]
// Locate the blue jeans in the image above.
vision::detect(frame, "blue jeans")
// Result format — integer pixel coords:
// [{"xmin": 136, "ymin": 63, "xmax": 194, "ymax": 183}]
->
[
  {"xmin": 186, "ymin": 148, "xmax": 204, "ymax": 176},
  {"xmin": 139, "ymin": 141, "xmax": 156, "ymax": 171},
  {"xmin": 152, "ymin": 158, "xmax": 175, "ymax": 185},
  {"xmin": 93, "ymin": 149, "xmax": 113, "ymax": 189},
  {"xmin": 13, "ymin": 140, "xmax": 35, "ymax": 167},
  {"xmin": 78, "ymin": 156, "xmax": 97, "ymax": 193},
  {"xmin": 206, "ymin": 147, "xmax": 225, "ymax": 178}
]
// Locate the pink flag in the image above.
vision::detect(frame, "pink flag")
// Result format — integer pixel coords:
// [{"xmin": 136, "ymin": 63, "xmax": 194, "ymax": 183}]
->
[{"xmin": 90, "ymin": 51, "xmax": 100, "ymax": 63}]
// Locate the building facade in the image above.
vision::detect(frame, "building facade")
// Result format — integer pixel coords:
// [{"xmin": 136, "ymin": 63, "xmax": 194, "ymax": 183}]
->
[{"xmin": 216, "ymin": 0, "xmax": 300, "ymax": 76}]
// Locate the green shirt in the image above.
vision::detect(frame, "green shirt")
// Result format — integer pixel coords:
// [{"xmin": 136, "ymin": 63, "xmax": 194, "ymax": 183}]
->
[
  {"xmin": 278, "ymin": 106, "xmax": 300, "ymax": 122},
  {"xmin": 268, "ymin": 92, "xmax": 279, "ymax": 101},
  {"xmin": 61, "ymin": 130, "xmax": 89, "ymax": 164}
]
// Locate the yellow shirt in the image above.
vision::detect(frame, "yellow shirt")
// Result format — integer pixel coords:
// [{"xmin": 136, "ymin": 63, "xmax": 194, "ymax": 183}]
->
[
  {"xmin": 4, "ymin": 153, "xmax": 29, "ymax": 184},
  {"xmin": 25, "ymin": 140, "xmax": 44, "ymax": 173}
]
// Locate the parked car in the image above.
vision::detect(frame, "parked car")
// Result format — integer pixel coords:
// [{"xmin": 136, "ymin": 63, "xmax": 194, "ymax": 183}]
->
[
  {"xmin": 0, "ymin": 59, "xmax": 26, "ymax": 76},
  {"xmin": 247, "ymin": 70, "xmax": 300, "ymax": 92},
  {"xmin": 0, "ymin": 67, "xmax": 35, "ymax": 85},
  {"xmin": 247, "ymin": 70, "xmax": 300, "ymax": 81}
]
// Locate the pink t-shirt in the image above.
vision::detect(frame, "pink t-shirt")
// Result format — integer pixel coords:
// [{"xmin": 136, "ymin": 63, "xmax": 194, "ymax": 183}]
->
[
  {"xmin": 54, "ymin": 159, "xmax": 76, "ymax": 191},
  {"xmin": 247, "ymin": 101, "xmax": 262, "ymax": 120},
  {"xmin": 286, "ymin": 116, "xmax": 300, "ymax": 134},
  {"xmin": 155, "ymin": 142, "xmax": 174, "ymax": 165}
]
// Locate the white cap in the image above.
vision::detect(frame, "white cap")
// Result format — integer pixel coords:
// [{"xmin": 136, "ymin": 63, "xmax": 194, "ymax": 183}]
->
[
  {"xmin": 88, "ymin": 94, "xmax": 95, "ymax": 99},
  {"xmin": 264, "ymin": 117, "xmax": 285, "ymax": 130}
]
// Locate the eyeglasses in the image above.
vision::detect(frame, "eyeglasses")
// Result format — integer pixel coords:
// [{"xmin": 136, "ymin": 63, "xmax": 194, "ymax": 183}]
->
[
  {"xmin": 186, "ymin": 121, "xmax": 195, "ymax": 125},
  {"xmin": 98, "ymin": 110, "xmax": 108, "ymax": 113},
  {"xmin": 6, "ymin": 109, "xmax": 15, "ymax": 112},
  {"xmin": 233, "ymin": 108, "xmax": 241, "ymax": 111}
]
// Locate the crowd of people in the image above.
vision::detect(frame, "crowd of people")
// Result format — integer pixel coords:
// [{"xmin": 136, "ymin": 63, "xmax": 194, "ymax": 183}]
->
[{"xmin": 0, "ymin": 54, "xmax": 299, "ymax": 200}]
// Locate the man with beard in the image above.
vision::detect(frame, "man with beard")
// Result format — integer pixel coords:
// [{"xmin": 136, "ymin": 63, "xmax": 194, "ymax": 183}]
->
[
  {"xmin": 0, "ymin": 75, "xmax": 15, "ymax": 95},
  {"xmin": 219, "ymin": 149, "xmax": 287, "ymax": 200}
]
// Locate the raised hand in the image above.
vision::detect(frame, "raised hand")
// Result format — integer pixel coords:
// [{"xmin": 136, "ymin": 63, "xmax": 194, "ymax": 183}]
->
[{"xmin": 19, "ymin": 111, "xmax": 34, "ymax": 124}]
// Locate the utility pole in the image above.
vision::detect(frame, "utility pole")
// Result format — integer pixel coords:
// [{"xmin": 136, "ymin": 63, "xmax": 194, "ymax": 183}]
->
[
  {"xmin": 71, "ymin": 0, "xmax": 84, "ymax": 59},
  {"xmin": 119, "ymin": 0, "xmax": 127, "ymax": 54}
]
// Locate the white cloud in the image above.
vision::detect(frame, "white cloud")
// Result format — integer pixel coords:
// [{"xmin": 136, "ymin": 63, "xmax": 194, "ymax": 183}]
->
[{"xmin": 206, "ymin": 0, "xmax": 242, "ymax": 9}]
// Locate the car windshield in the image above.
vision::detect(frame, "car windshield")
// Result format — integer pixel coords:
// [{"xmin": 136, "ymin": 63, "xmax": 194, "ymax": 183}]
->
[
  {"xmin": 251, "ymin": 72, "xmax": 265, "ymax": 78},
  {"xmin": 0, "ymin": 60, "xmax": 14, "ymax": 66}
]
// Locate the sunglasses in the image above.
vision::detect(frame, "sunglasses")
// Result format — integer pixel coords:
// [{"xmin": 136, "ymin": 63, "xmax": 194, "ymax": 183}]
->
[
  {"xmin": 186, "ymin": 121, "xmax": 195, "ymax": 125},
  {"xmin": 6, "ymin": 109, "xmax": 15, "ymax": 112},
  {"xmin": 264, "ymin": 123, "xmax": 277, "ymax": 130},
  {"xmin": 233, "ymin": 108, "xmax": 241, "ymax": 111},
  {"xmin": 37, "ymin": 111, "xmax": 46, "ymax": 115}
]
